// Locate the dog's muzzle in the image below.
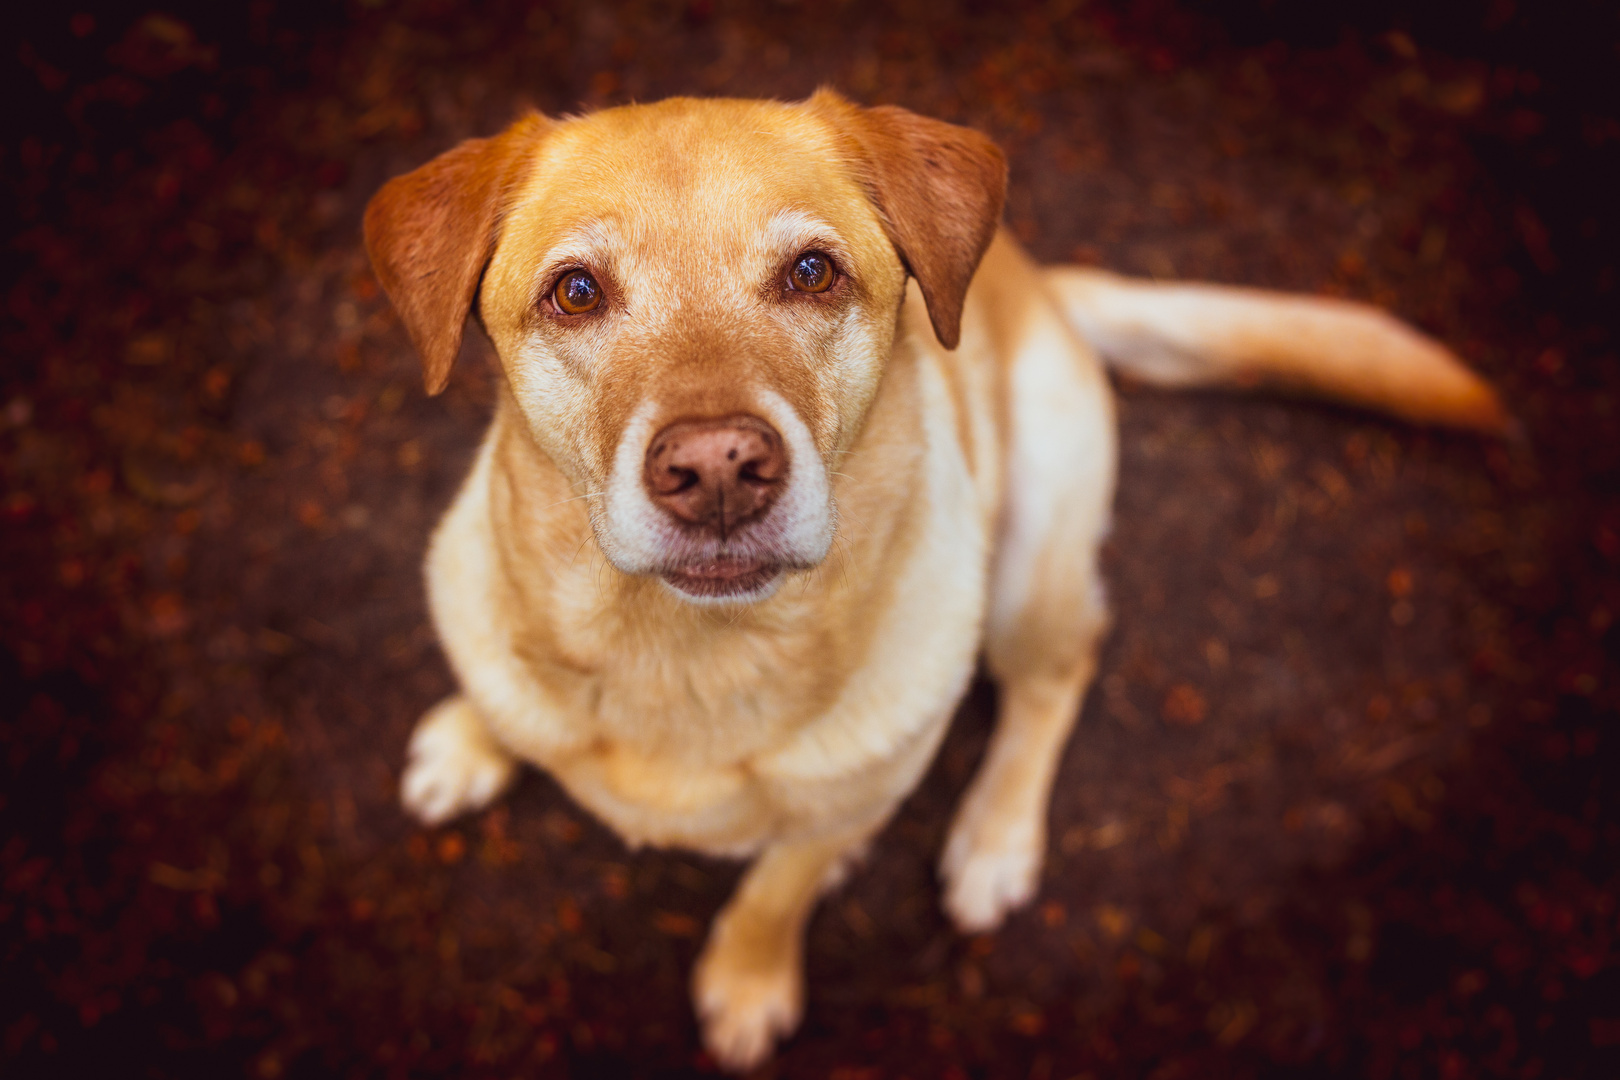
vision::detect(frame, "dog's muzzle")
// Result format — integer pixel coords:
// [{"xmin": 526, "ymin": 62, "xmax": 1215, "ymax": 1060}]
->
[{"xmin": 640, "ymin": 413, "xmax": 793, "ymax": 599}]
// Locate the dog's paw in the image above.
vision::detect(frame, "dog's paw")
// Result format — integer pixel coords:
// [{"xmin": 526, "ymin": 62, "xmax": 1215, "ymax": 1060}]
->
[
  {"xmin": 940, "ymin": 807, "xmax": 1043, "ymax": 934},
  {"xmin": 692, "ymin": 933, "xmax": 803, "ymax": 1073},
  {"xmin": 400, "ymin": 695, "xmax": 516, "ymax": 826}
]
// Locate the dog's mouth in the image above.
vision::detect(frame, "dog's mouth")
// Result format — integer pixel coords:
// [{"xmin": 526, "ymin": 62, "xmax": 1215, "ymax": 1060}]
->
[{"xmin": 660, "ymin": 556, "xmax": 783, "ymax": 599}]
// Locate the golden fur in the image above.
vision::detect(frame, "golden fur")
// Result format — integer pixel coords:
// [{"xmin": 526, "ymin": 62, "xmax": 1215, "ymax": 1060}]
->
[{"xmin": 364, "ymin": 92, "xmax": 1505, "ymax": 1070}]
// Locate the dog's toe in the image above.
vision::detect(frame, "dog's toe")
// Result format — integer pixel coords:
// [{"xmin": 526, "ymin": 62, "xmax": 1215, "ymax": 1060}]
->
[
  {"xmin": 400, "ymin": 695, "xmax": 516, "ymax": 826},
  {"xmin": 940, "ymin": 815, "xmax": 1042, "ymax": 934},
  {"xmin": 693, "ymin": 941, "xmax": 802, "ymax": 1072}
]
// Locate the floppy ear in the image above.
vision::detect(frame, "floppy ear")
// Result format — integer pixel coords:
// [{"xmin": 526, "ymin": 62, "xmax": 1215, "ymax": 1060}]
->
[
  {"xmin": 812, "ymin": 91, "xmax": 1007, "ymax": 349},
  {"xmin": 363, "ymin": 113, "xmax": 549, "ymax": 394}
]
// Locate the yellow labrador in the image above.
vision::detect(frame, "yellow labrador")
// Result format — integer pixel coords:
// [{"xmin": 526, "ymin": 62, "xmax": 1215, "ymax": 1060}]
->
[{"xmin": 364, "ymin": 92, "xmax": 1505, "ymax": 1070}]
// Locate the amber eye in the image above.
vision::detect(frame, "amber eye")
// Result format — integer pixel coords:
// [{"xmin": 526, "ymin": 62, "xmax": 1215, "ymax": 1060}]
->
[
  {"xmin": 788, "ymin": 251, "xmax": 834, "ymax": 293},
  {"xmin": 554, "ymin": 270, "xmax": 601, "ymax": 314}
]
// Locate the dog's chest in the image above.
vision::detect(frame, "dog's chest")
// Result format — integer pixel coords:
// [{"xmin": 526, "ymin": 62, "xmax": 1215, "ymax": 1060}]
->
[{"xmin": 535, "ymin": 606, "xmax": 852, "ymax": 767}]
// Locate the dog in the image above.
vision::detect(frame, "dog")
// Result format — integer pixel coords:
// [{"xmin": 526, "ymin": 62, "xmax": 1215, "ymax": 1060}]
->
[{"xmin": 363, "ymin": 92, "xmax": 1506, "ymax": 1070}]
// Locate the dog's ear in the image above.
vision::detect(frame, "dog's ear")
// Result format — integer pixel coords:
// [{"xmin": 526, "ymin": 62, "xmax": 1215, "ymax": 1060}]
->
[
  {"xmin": 812, "ymin": 91, "xmax": 1007, "ymax": 350},
  {"xmin": 364, "ymin": 113, "xmax": 549, "ymax": 394}
]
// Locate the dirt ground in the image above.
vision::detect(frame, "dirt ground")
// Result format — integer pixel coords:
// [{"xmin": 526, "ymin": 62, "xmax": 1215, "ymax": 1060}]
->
[{"xmin": 3, "ymin": 2, "xmax": 1617, "ymax": 1077}]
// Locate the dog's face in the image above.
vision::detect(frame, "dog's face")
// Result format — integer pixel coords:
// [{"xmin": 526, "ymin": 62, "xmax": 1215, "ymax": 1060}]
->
[
  {"xmin": 483, "ymin": 100, "xmax": 908, "ymax": 602},
  {"xmin": 365, "ymin": 93, "xmax": 1005, "ymax": 602}
]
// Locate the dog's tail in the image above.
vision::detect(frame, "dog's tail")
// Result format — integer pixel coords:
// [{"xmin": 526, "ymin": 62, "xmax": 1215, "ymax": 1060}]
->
[{"xmin": 1045, "ymin": 266, "xmax": 1511, "ymax": 434}]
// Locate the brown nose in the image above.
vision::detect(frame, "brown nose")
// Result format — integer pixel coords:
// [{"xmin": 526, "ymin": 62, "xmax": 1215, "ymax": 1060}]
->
[{"xmin": 644, "ymin": 415, "xmax": 788, "ymax": 536}]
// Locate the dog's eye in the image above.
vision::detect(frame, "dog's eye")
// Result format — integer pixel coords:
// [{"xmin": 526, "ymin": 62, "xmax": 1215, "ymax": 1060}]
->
[
  {"xmin": 788, "ymin": 252, "xmax": 834, "ymax": 294},
  {"xmin": 554, "ymin": 270, "xmax": 602, "ymax": 314}
]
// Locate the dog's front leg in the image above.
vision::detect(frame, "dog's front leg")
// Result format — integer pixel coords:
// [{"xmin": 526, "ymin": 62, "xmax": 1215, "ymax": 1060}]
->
[
  {"xmin": 692, "ymin": 827, "xmax": 867, "ymax": 1071},
  {"xmin": 940, "ymin": 658, "xmax": 1099, "ymax": 932},
  {"xmin": 399, "ymin": 694, "xmax": 518, "ymax": 826}
]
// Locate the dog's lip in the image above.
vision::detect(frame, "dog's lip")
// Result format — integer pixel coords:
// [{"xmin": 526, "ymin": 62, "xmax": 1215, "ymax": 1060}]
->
[{"xmin": 660, "ymin": 556, "xmax": 781, "ymax": 597}]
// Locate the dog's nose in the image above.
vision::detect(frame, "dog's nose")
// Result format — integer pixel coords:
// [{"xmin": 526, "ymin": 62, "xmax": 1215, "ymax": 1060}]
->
[{"xmin": 644, "ymin": 415, "xmax": 788, "ymax": 535}]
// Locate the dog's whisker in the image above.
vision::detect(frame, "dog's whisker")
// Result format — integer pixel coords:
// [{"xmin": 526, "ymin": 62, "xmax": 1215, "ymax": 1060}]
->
[
  {"xmin": 830, "ymin": 533, "xmax": 858, "ymax": 591},
  {"xmin": 831, "ymin": 506, "xmax": 872, "ymax": 545},
  {"xmin": 568, "ymin": 533, "xmax": 596, "ymax": 569},
  {"xmin": 536, "ymin": 490, "xmax": 604, "ymax": 513}
]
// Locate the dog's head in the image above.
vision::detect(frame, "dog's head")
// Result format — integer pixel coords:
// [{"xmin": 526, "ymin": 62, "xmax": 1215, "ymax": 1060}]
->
[{"xmin": 365, "ymin": 92, "xmax": 1005, "ymax": 603}]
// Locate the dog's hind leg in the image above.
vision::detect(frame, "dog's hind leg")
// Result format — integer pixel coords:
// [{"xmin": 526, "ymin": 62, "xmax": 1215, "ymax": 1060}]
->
[
  {"xmin": 400, "ymin": 694, "xmax": 519, "ymax": 826},
  {"xmin": 693, "ymin": 826, "xmax": 871, "ymax": 1071},
  {"xmin": 941, "ymin": 299, "xmax": 1117, "ymax": 934}
]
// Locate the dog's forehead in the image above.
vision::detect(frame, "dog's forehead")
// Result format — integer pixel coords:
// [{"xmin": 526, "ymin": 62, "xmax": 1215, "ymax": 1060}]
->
[{"xmin": 505, "ymin": 99, "xmax": 880, "ymax": 260}]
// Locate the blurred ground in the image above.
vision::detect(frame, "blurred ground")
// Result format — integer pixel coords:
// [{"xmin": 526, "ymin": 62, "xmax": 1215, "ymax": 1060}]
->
[{"xmin": 2, "ymin": 1, "xmax": 1617, "ymax": 1077}]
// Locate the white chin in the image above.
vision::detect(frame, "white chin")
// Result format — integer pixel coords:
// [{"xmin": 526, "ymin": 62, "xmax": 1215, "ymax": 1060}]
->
[{"xmin": 658, "ymin": 567, "xmax": 786, "ymax": 606}]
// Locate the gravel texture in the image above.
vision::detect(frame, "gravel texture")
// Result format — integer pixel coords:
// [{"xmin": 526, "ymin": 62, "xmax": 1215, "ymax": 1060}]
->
[{"xmin": 2, "ymin": 2, "xmax": 1616, "ymax": 1077}]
